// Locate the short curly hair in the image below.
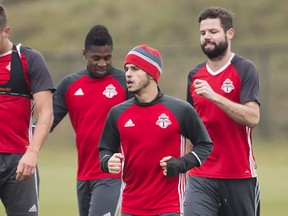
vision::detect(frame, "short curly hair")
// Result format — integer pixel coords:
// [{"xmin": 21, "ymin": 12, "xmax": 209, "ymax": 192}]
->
[
  {"xmin": 198, "ymin": 7, "xmax": 233, "ymax": 32},
  {"xmin": 84, "ymin": 24, "xmax": 113, "ymax": 50}
]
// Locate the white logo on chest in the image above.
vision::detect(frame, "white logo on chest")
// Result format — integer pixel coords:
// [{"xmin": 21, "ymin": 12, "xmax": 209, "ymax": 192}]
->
[
  {"xmin": 103, "ymin": 84, "xmax": 118, "ymax": 98},
  {"xmin": 124, "ymin": 119, "xmax": 135, "ymax": 127},
  {"xmin": 74, "ymin": 88, "xmax": 84, "ymax": 96},
  {"xmin": 156, "ymin": 114, "xmax": 171, "ymax": 129},
  {"xmin": 221, "ymin": 78, "xmax": 235, "ymax": 93}
]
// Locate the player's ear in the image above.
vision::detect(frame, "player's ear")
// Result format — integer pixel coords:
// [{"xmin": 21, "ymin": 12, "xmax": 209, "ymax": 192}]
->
[
  {"xmin": 226, "ymin": 28, "xmax": 234, "ymax": 40},
  {"xmin": 3, "ymin": 26, "xmax": 10, "ymax": 38},
  {"xmin": 148, "ymin": 74, "xmax": 154, "ymax": 81},
  {"xmin": 82, "ymin": 48, "xmax": 86, "ymax": 59}
]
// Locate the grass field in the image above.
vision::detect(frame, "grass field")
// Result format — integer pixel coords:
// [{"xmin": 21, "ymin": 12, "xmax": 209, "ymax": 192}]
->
[{"xmin": 0, "ymin": 137, "xmax": 287, "ymax": 215}]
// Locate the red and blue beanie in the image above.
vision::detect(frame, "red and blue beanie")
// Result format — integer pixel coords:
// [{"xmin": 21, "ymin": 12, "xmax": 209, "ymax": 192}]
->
[{"xmin": 124, "ymin": 45, "xmax": 163, "ymax": 83}]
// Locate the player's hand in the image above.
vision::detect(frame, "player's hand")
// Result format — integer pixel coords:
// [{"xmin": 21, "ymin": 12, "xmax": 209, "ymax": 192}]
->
[
  {"xmin": 16, "ymin": 151, "xmax": 37, "ymax": 181},
  {"xmin": 159, "ymin": 156, "xmax": 172, "ymax": 176},
  {"xmin": 194, "ymin": 79, "xmax": 217, "ymax": 101},
  {"xmin": 108, "ymin": 153, "xmax": 124, "ymax": 174}
]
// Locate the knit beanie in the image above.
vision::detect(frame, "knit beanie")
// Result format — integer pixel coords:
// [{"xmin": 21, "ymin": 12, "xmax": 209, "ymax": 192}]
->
[{"xmin": 124, "ymin": 45, "xmax": 163, "ymax": 83}]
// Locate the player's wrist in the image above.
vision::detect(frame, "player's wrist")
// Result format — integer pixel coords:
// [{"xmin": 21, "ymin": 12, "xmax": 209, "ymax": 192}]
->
[
  {"xmin": 100, "ymin": 155, "xmax": 111, "ymax": 173},
  {"xmin": 166, "ymin": 153, "xmax": 199, "ymax": 176}
]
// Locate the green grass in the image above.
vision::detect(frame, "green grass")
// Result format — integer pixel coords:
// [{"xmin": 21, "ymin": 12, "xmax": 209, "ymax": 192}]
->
[
  {"xmin": 5, "ymin": 0, "xmax": 288, "ymax": 51},
  {"xmin": 37, "ymin": 144, "xmax": 78, "ymax": 215},
  {"xmin": 254, "ymin": 139, "xmax": 288, "ymax": 216},
  {"xmin": 0, "ymin": 136, "xmax": 288, "ymax": 215}
]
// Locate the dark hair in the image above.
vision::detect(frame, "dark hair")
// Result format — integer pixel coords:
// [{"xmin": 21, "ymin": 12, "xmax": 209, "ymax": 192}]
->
[
  {"xmin": 0, "ymin": 5, "xmax": 8, "ymax": 30},
  {"xmin": 198, "ymin": 7, "xmax": 233, "ymax": 32},
  {"xmin": 84, "ymin": 24, "xmax": 113, "ymax": 50}
]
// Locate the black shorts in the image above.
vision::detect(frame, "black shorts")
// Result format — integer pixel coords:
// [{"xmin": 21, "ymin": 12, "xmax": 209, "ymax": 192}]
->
[
  {"xmin": 0, "ymin": 153, "xmax": 39, "ymax": 216},
  {"xmin": 77, "ymin": 178, "xmax": 122, "ymax": 216},
  {"xmin": 183, "ymin": 176, "xmax": 260, "ymax": 216}
]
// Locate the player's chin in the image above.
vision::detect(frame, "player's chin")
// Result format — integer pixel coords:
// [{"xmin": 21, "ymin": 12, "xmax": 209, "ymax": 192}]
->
[
  {"xmin": 127, "ymin": 87, "xmax": 137, "ymax": 94},
  {"xmin": 91, "ymin": 70, "xmax": 108, "ymax": 78}
]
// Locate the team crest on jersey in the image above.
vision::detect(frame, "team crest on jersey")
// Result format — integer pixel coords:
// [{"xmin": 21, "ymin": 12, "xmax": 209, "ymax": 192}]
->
[
  {"xmin": 156, "ymin": 114, "xmax": 171, "ymax": 129},
  {"xmin": 221, "ymin": 78, "xmax": 235, "ymax": 93},
  {"xmin": 103, "ymin": 84, "xmax": 118, "ymax": 98}
]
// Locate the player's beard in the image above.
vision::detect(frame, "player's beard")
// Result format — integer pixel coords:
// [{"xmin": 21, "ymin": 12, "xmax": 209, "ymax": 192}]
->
[
  {"xmin": 128, "ymin": 74, "xmax": 150, "ymax": 94},
  {"xmin": 201, "ymin": 37, "xmax": 228, "ymax": 60}
]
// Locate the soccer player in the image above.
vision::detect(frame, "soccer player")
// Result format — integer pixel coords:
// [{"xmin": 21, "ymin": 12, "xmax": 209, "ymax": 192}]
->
[
  {"xmin": 185, "ymin": 7, "xmax": 260, "ymax": 216},
  {"xmin": 50, "ymin": 24, "xmax": 132, "ymax": 216},
  {"xmin": 99, "ymin": 44, "xmax": 213, "ymax": 216},
  {"xmin": 0, "ymin": 5, "xmax": 54, "ymax": 216}
]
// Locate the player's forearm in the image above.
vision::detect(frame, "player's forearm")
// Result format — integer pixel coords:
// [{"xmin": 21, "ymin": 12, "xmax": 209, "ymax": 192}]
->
[
  {"xmin": 212, "ymin": 94, "xmax": 260, "ymax": 128},
  {"xmin": 28, "ymin": 111, "xmax": 54, "ymax": 153}
]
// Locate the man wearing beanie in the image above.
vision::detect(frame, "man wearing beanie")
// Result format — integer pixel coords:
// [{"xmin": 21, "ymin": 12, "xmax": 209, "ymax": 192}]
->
[{"xmin": 99, "ymin": 45, "xmax": 213, "ymax": 215}]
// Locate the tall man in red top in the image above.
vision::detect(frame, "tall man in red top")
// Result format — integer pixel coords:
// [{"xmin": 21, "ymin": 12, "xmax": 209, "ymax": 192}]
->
[
  {"xmin": 99, "ymin": 45, "xmax": 213, "ymax": 216},
  {"xmin": 185, "ymin": 7, "xmax": 260, "ymax": 216},
  {"xmin": 51, "ymin": 24, "xmax": 132, "ymax": 216},
  {"xmin": 0, "ymin": 5, "xmax": 54, "ymax": 216}
]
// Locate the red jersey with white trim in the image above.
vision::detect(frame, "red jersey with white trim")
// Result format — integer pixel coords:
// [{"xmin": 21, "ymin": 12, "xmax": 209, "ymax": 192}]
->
[
  {"xmin": 187, "ymin": 54, "xmax": 260, "ymax": 179},
  {"xmin": 99, "ymin": 92, "xmax": 212, "ymax": 215},
  {"xmin": 0, "ymin": 44, "xmax": 54, "ymax": 153},
  {"xmin": 52, "ymin": 68, "xmax": 131, "ymax": 180}
]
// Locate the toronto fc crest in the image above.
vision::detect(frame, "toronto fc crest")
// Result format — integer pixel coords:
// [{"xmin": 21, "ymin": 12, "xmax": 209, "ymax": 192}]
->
[
  {"xmin": 156, "ymin": 114, "xmax": 171, "ymax": 129},
  {"xmin": 103, "ymin": 84, "xmax": 118, "ymax": 98},
  {"xmin": 221, "ymin": 78, "xmax": 235, "ymax": 93}
]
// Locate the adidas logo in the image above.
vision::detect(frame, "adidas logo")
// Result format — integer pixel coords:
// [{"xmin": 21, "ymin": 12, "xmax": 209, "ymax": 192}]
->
[
  {"xmin": 28, "ymin": 204, "xmax": 37, "ymax": 212},
  {"xmin": 74, "ymin": 88, "xmax": 84, "ymax": 96},
  {"xmin": 124, "ymin": 119, "xmax": 135, "ymax": 127},
  {"xmin": 103, "ymin": 212, "xmax": 111, "ymax": 216}
]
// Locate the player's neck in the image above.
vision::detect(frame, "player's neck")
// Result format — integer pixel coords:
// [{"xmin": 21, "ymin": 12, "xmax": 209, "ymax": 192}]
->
[
  {"xmin": 0, "ymin": 39, "xmax": 13, "ymax": 54},
  {"xmin": 207, "ymin": 50, "xmax": 233, "ymax": 72},
  {"xmin": 135, "ymin": 83, "xmax": 159, "ymax": 103}
]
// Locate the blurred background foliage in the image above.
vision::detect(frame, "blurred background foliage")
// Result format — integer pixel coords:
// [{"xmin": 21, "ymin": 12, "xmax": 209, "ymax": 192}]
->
[
  {"xmin": 3, "ymin": 0, "xmax": 288, "ymax": 140},
  {"xmin": 1, "ymin": 1, "xmax": 288, "ymax": 215}
]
